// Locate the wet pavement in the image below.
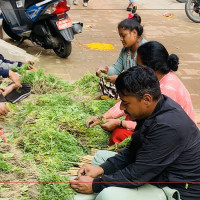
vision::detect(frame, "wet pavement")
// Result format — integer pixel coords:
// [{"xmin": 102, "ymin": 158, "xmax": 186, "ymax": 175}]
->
[{"xmin": 2, "ymin": 0, "xmax": 200, "ymax": 124}]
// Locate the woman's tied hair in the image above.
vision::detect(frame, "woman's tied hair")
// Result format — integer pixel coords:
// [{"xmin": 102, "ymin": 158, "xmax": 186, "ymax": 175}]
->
[
  {"xmin": 118, "ymin": 13, "xmax": 143, "ymax": 36},
  {"xmin": 137, "ymin": 41, "xmax": 179, "ymax": 74}
]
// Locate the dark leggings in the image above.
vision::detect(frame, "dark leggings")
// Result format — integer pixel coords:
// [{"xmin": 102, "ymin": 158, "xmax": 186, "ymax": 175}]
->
[{"xmin": 83, "ymin": 0, "xmax": 89, "ymax": 2}]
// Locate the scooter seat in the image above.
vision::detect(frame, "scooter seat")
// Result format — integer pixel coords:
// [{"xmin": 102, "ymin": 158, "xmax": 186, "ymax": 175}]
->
[{"xmin": 25, "ymin": 0, "xmax": 46, "ymax": 9}]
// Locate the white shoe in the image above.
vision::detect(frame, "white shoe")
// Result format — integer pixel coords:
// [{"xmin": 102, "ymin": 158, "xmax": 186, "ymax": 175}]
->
[
  {"xmin": 83, "ymin": 2, "xmax": 88, "ymax": 7},
  {"xmin": 73, "ymin": 0, "xmax": 78, "ymax": 5}
]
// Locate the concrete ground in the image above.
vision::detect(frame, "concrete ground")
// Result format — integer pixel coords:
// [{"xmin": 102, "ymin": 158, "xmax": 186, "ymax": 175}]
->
[{"xmin": 1, "ymin": 0, "xmax": 200, "ymax": 124}]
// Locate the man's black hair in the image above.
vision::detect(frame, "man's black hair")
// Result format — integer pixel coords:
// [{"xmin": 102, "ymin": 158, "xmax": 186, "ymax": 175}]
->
[{"xmin": 115, "ymin": 66, "xmax": 161, "ymax": 101}]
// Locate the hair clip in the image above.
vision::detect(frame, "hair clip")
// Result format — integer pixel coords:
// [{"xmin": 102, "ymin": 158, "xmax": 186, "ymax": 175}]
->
[{"xmin": 128, "ymin": 13, "xmax": 134, "ymax": 19}]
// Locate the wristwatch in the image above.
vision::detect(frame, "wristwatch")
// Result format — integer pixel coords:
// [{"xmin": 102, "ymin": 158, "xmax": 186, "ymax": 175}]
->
[{"xmin": 120, "ymin": 120, "xmax": 124, "ymax": 128}]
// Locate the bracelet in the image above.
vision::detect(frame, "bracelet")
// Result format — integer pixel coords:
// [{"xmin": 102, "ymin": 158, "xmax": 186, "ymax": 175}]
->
[{"xmin": 120, "ymin": 120, "xmax": 123, "ymax": 128}]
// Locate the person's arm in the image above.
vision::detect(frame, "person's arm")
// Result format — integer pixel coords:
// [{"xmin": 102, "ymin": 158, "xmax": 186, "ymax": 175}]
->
[
  {"xmin": 0, "ymin": 67, "xmax": 9, "ymax": 78},
  {"xmin": 100, "ymin": 119, "xmax": 136, "ymax": 132},
  {"xmin": 107, "ymin": 48, "xmax": 126, "ymax": 76},
  {"xmin": 123, "ymin": 120, "xmax": 136, "ymax": 131},
  {"xmin": 105, "ymin": 101, "xmax": 125, "ymax": 119},
  {"xmin": 0, "ymin": 54, "xmax": 22, "ymax": 69},
  {"xmin": 92, "ymin": 124, "xmax": 184, "ymax": 193},
  {"xmin": 0, "ymin": 68, "xmax": 21, "ymax": 88},
  {"xmin": 86, "ymin": 101, "xmax": 125, "ymax": 128}
]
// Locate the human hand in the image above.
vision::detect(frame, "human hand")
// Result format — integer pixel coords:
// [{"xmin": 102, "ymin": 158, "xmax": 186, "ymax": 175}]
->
[
  {"xmin": 70, "ymin": 176, "xmax": 94, "ymax": 194},
  {"xmin": 100, "ymin": 119, "xmax": 121, "ymax": 131},
  {"xmin": 96, "ymin": 66, "xmax": 109, "ymax": 77},
  {"xmin": 8, "ymin": 70, "xmax": 22, "ymax": 88},
  {"xmin": 86, "ymin": 116, "xmax": 99, "ymax": 128},
  {"xmin": 105, "ymin": 75, "xmax": 118, "ymax": 84},
  {"xmin": 24, "ymin": 61, "xmax": 37, "ymax": 72},
  {"xmin": 78, "ymin": 164, "xmax": 104, "ymax": 178},
  {"xmin": 0, "ymin": 103, "xmax": 10, "ymax": 116}
]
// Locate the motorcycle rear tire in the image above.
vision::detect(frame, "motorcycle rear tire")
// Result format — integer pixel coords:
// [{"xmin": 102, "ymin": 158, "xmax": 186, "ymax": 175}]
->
[
  {"xmin": 53, "ymin": 37, "xmax": 72, "ymax": 58},
  {"xmin": 2, "ymin": 19, "xmax": 22, "ymax": 41},
  {"xmin": 185, "ymin": 0, "xmax": 200, "ymax": 23}
]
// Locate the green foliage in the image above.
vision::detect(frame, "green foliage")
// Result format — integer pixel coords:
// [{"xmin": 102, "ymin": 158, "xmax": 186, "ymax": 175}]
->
[
  {"xmin": 81, "ymin": 99, "xmax": 116, "ymax": 117},
  {"xmin": 108, "ymin": 136, "xmax": 132, "ymax": 152},
  {"xmin": 11, "ymin": 65, "xmax": 74, "ymax": 94},
  {"xmin": 6, "ymin": 72, "xmax": 116, "ymax": 199},
  {"xmin": 39, "ymin": 172, "xmax": 75, "ymax": 200},
  {"xmin": 100, "ymin": 73, "xmax": 109, "ymax": 78},
  {"xmin": 73, "ymin": 72, "xmax": 100, "ymax": 96},
  {"xmin": 0, "ymin": 153, "xmax": 13, "ymax": 172}
]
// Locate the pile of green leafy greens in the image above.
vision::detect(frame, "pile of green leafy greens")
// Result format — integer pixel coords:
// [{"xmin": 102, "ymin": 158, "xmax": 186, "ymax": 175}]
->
[{"xmin": 4, "ymin": 67, "xmax": 116, "ymax": 199}]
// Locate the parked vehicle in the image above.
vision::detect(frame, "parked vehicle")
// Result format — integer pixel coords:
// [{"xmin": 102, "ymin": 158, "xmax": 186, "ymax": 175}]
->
[
  {"xmin": 0, "ymin": 0, "xmax": 83, "ymax": 58},
  {"xmin": 185, "ymin": 0, "xmax": 200, "ymax": 23}
]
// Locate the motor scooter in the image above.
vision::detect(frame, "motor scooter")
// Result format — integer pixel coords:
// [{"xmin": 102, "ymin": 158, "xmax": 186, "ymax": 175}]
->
[{"xmin": 0, "ymin": 0, "xmax": 83, "ymax": 58}]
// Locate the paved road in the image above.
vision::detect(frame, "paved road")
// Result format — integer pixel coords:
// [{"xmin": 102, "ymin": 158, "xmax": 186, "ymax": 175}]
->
[{"xmin": 2, "ymin": 0, "xmax": 200, "ymax": 124}]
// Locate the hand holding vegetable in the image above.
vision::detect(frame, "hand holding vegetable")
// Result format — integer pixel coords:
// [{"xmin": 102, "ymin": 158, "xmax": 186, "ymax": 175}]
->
[
  {"xmin": 77, "ymin": 164, "xmax": 104, "ymax": 178},
  {"xmin": 100, "ymin": 119, "xmax": 121, "ymax": 131},
  {"xmin": 96, "ymin": 66, "xmax": 109, "ymax": 77},
  {"xmin": 23, "ymin": 61, "xmax": 37, "ymax": 72},
  {"xmin": 86, "ymin": 116, "xmax": 99, "ymax": 128},
  {"xmin": 70, "ymin": 176, "xmax": 94, "ymax": 194}
]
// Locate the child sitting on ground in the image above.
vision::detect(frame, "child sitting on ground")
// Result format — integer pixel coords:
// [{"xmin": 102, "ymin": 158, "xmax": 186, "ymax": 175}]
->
[{"xmin": 0, "ymin": 54, "xmax": 32, "ymax": 105}]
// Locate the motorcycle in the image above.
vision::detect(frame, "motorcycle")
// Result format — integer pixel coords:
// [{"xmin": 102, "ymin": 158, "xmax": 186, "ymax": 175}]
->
[
  {"xmin": 185, "ymin": 0, "xmax": 200, "ymax": 23},
  {"xmin": 0, "ymin": 0, "xmax": 83, "ymax": 58}
]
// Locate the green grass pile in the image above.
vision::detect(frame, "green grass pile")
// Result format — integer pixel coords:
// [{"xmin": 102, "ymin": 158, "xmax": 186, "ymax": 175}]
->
[{"xmin": 5, "ymin": 68, "xmax": 116, "ymax": 199}]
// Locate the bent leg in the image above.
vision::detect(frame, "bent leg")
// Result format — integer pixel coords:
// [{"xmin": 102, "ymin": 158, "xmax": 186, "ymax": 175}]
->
[
  {"xmin": 95, "ymin": 184, "xmax": 167, "ymax": 200},
  {"xmin": 2, "ymin": 83, "xmax": 16, "ymax": 97},
  {"xmin": 91, "ymin": 150, "xmax": 117, "ymax": 166}
]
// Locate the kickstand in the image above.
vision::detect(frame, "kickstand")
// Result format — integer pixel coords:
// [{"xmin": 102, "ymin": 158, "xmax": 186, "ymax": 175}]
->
[{"xmin": 17, "ymin": 37, "xmax": 25, "ymax": 47}]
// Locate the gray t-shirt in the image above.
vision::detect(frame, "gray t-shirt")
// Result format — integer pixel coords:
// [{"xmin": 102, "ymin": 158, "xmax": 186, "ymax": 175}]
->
[{"xmin": 108, "ymin": 38, "xmax": 147, "ymax": 76}]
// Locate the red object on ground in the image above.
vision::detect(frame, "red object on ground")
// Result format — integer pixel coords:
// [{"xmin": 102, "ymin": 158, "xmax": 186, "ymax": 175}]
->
[{"xmin": 0, "ymin": 130, "xmax": 7, "ymax": 143}]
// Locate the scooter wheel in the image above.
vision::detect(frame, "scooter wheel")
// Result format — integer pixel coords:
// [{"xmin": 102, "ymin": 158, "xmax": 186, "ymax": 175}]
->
[
  {"xmin": 2, "ymin": 19, "xmax": 22, "ymax": 41},
  {"xmin": 53, "ymin": 37, "xmax": 72, "ymax": 58}
]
